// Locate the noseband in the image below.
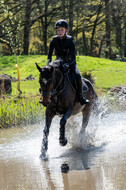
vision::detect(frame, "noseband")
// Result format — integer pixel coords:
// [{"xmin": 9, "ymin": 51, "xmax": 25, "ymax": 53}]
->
[
  {"xmin": 39, "ymin": 70, "xmax": 64, "ymax": 100},
  {"xmin": 39, "ymin": 89, "xmax": 52, "ymax": 97}
]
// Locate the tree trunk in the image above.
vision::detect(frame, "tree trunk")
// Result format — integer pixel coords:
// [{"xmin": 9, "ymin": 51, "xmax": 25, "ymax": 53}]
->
[
  {"xmin": 68, "ymin": 0, "xmax": 74, "ymax": 36},
  {"xmin": 23, "ymin": 0, "xmax": 31, "ymax": 55},
  {"xmin": 116, "ymin": 16, "xmax": 122, "ymax": 56},
  {"xmin": 42, "ymin": 0, "xmax": 48, "ymax": 55},
  {"xmin": 82, "ymin": 30, "xmax": 88, "ymax": 55},
  {"xmin": 90, "ymin": 4, "xmax": 102, "ymax": 56},
  {"xmin": 105, "ymin": 0, "xmax": 111, "ymax": 58},
  {"xmin": 124, "ymin": 18, "xmax": 126, "ymax": 57},
  {"xmin": 62, "ymin": 0, "xmax": 66, "ymax": 19}
]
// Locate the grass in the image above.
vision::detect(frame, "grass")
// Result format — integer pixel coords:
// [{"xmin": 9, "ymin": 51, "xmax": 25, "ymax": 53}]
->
[
  {"xmin": 0, "ymin": 55, "xmax": 126, "ymax": 128},
  {"xmin": 12, "ymin": 80, "xmax": 40, "ymax": 96},
  {"xmin": 0, "ymin": 95, "xmax": 45, "ymax": 128},
  {"xmin": 0, "ymin": 55, "xmax": 47, "ymax": 79},
  {"xmin": 77, "ymin": 56, "xmax": 126, "ymax": 93},
  {"xmin": 0, "ymin": 55, "xmax": 126, "ymax": 94}
]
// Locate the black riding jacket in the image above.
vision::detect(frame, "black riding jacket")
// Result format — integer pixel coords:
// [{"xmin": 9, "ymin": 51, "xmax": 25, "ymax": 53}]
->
[{"xmin": 48, "ymin": 35, "xmax": 76, "ymax": 66}]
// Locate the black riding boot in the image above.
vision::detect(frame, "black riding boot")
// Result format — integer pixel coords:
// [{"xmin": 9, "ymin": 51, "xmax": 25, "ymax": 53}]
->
[{"xmin": 77, "ymin": 77, "xmax": 90, "ymax": 105}]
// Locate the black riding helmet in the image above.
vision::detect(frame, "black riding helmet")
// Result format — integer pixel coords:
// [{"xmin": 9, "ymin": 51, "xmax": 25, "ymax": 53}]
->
[{"xmin": 55, "ymin": 19, "xmax": 69, "ymax": 29}]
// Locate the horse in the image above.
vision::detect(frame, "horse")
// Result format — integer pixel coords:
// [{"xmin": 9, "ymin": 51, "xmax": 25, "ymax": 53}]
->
[{"xmin": 36, "ymin": 61, "xmax": 98, "ymax": 158}]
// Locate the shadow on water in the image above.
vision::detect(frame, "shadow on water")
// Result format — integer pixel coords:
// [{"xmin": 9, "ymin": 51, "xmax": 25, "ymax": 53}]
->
[
  {"xmin": 38, "ymin": 145, "xmax": 108, "ymax": 189},
  {"xmin": 49, "ymin": 142, "xmax": 108, "ymax": 172}
]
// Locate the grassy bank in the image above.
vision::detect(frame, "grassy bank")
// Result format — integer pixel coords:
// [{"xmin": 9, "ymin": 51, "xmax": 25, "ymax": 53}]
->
[
  {"xmin": 0, "ymin": 55, "xmax": 126, "ymax": 128},
  {"xmin": 0, "ymin": 55, "xmax": 126, "ymax": 94},
  {"xmin": 0, "ymin": 95, "xmax": 45, "ymax": 128}
]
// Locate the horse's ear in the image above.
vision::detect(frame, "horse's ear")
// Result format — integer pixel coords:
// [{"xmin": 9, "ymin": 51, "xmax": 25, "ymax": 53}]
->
[{"xmin": 35, "ymin": 63, "xmax": 42, "ymax": 72}]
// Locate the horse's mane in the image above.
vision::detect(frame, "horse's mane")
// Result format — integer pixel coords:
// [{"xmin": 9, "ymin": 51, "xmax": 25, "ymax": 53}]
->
[
  {"xmin": 40, "ymin": 60, "xmax": 61, "ymax": 80},
  {"xmin": 48, "ymin": 59, "xmax": 61, "ymax": 68}
]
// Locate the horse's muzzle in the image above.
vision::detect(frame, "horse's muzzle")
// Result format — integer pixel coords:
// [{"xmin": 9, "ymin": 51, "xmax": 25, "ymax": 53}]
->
[
  {"xmin": 42, "ymin": 101, "xmax": 50, "ymax": 107},
  {"xmin": 40, "ymin": 98, "xmax": 51, "ymax": 107}
]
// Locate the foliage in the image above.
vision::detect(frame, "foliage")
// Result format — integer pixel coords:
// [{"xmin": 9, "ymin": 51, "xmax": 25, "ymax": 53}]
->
[
  {"xmin": 0, "ymin": 0, "xmax": 126, "ymax": 57},
  {"xmin": 82, "ymin": 71, "xmax": 95, "ymax": 84}
]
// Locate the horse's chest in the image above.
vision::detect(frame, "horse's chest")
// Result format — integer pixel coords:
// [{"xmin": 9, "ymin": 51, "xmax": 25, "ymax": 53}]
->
[
  {"xmin": 52, "ymin": 102, "xmax": 67, "ymax": 116},
  {"xmin": 56, "ymin": 105, "xmax": 66, "ymax": 115}
]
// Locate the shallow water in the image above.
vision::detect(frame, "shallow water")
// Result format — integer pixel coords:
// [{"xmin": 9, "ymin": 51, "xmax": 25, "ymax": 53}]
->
[{"xmin": 0, "ymin": 111, "xmax": 126, "ymax": 190}]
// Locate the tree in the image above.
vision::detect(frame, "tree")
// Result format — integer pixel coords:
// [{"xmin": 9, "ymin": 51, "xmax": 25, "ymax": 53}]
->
[
  {"xmin": 23, "ymin": 0, "xmax": 32, "ymax": 55},
  {"xmin": 105, "ymin": 0, "xmax": 111, "ymax": 58},
  {"xmin": 1, "ymin": 0, "xmax": 126, "ymax": 58}
]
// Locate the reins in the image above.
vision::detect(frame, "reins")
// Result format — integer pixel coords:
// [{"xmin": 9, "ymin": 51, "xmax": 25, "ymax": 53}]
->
[
  {"xmin": 51, "ymin": 74, "xmax": 64, "ymax": 97},
  {"xmin": 40, "ymin": 69, "xmax": 64, "ymax": 100}
]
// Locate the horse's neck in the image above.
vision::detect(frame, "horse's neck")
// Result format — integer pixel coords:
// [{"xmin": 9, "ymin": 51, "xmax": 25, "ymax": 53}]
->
[
  {"xmin": 57, "ymin": 73, "xmax": 69, "ymax": 92},
  {"xmin": 53, "ymin": 71, "xmax": 64, "ymax": 91}
]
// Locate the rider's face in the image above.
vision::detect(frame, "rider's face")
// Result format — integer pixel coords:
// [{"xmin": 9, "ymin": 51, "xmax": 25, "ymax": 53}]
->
[{"xmin": 57, "ymin": 27, "xmax": 67, "ymax": 38}]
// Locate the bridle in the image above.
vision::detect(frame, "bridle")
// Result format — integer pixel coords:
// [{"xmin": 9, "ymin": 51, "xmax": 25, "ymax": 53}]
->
[
  {"xmin": 39, "ymin": 78, "xmax": 52, "ymax": 97},
  {"xmin": 39, "ymin": 69, "xmax": 64, "ymax": 100}
]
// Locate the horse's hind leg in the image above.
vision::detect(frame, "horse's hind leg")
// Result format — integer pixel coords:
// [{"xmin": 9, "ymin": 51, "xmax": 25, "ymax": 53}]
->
[
  {"xmin": 79, "ymin": 105, "xmax": 91, "ymax": 135},
  {"xmin": 41, "ymin": 109, "xmax": 54, "ymax": 158}
]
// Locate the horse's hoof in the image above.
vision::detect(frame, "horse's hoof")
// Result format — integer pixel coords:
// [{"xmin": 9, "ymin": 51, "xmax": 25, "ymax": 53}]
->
[{"xmin": 59, "ymin": 137, "xmax": 67, "ymax": 146}]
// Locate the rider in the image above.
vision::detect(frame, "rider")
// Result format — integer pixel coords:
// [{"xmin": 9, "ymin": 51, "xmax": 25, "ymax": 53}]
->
[{"xmin": 40, "ymin": 19, "xmax": 89, "ymax": 105}]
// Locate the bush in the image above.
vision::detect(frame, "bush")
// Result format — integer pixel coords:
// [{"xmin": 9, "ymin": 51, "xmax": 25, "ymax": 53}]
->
[{"xmin": 81, "ymin": 71, "xmax": 95, "ymax": 84}]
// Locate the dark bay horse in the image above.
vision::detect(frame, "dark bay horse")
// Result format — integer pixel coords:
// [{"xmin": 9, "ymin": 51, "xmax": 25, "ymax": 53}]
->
[{"xmin": 36, "ymin": 61, "xmax": 98, "ymax": 158}]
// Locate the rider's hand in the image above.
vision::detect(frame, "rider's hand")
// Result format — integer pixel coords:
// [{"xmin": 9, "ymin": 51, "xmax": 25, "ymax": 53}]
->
[{"xmin": 62, "ymin": 63, "xmax": 69, "ymax": 71}]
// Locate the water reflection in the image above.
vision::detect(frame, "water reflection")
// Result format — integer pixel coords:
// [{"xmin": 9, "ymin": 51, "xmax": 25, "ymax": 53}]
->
[{"xmin": 61, "ymin": 163, "xmax": 69, "ymax": 173}]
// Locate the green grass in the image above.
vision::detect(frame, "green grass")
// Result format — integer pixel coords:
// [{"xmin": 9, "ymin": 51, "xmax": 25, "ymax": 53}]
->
[
  {"xmin": 0, "ymin": 96, "xmax": 45, "ymax": 128},
  {"xmin": 12, "ymin": 80, "xmax": 40, "ymax": 96},
  {"xmin": 0, "ymin": 55, "xmax": 126, "ymax": 95},
  {"xmin": 0, "ymin": 55, "xmax": 47, "ymax": 79},
  {"xmin": 77, "ymin": 56, "xmax": 126, "ymax": 93}
]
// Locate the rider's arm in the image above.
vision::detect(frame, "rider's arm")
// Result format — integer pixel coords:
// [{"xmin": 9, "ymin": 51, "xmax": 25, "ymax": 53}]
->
[
  {"xmin": 47, "ymin": 39, "xmax": 54, "ymax": 64},
  {"xmin": 67, "ymin": 38, "xmax": 76, "ymax": 66}
]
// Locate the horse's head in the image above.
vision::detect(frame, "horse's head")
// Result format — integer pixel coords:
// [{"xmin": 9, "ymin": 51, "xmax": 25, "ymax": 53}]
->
[{"xmin": 36, "ymin": 62, "xmax": 62, "ymax": 107}]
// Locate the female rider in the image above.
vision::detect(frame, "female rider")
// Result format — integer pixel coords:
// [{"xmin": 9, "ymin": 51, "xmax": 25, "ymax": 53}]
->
[{"xmin": 40, "ymin": 19, "xmax": 89, "ymax": 105}]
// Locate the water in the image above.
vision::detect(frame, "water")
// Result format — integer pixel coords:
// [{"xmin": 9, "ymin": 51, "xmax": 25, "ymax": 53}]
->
[{"xmin": 0, "ymin": 110, "xmax": 126, "ymax": 190}]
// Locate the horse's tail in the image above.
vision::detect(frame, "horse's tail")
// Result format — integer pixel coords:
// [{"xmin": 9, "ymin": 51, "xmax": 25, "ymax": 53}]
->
[
  {"xmin": 83, "ymin": 78, "xmax": 100, "ymax": 115},
  {"xmin": 84, "ymin": 78, "xmax": 109, "ymax": 118},
  {"xmin": 83, "ymin": 78, "xmax": 97, "ymax": 99}
]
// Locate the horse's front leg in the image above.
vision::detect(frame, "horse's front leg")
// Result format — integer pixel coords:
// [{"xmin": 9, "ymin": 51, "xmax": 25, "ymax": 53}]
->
[
  {"xmin": 59, "ymin": 108, "xmax": 72, "ymax": 146},
  {"xmin": 41, "ymin": 109, "xmax": 54, "ymax": 158}
]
